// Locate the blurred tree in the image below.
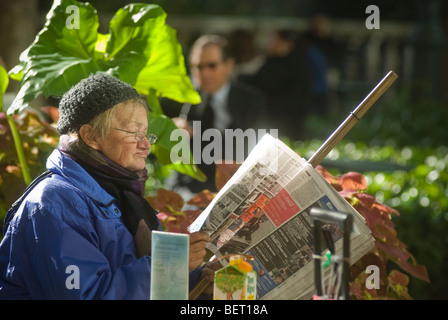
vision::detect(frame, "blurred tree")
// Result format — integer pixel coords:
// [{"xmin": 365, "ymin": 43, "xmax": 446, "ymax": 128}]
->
[
  {"xmin": 409, "ymin": 0, "xmax": 445, "ymax": 101},
  {"xmin": 0, "ymin": 0, "xmax": 39, "ymax": 92},
  {"xmin": 36, "ymin": 0, "xmax": 418, "ymax": 19}
]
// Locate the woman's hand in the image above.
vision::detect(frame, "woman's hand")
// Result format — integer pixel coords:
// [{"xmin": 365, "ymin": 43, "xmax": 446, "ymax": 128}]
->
[
  {"xmin": 201, "ymin": 258, "xmax": 223, "ymax": 294},
  {"xmin": 189, "ymin": 232, "xmax": 210, "ymax": 271}
]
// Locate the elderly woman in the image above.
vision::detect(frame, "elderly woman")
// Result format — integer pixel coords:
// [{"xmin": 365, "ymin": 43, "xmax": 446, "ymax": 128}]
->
[{"xmin": 0, "ymin": 73, "xmax": 213, "ymax": 299}]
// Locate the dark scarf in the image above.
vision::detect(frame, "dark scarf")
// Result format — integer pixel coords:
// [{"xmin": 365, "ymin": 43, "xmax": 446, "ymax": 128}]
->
[{"xmin": 59, "ymin": 137, "xmax": 160, "ymax": 236}]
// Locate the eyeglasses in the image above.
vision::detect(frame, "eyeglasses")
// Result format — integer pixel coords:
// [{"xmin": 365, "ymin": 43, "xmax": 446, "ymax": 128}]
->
[
  {"xmin": 112, "ymin": 128, "xmax": 158, "ymax": 144},
  {"xmin": 191, "ymin": 62, "xmax": 221, "ymax": 71}
]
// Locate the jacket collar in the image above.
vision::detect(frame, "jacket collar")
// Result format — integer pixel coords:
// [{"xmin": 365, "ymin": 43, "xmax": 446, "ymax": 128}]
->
[{"xmin": 46, "ymin": 149, "xmax": 116, "ymax": 207}]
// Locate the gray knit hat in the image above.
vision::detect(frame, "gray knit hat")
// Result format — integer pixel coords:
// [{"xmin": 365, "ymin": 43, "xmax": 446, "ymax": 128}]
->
[{"xmin": 57, "ymin": 73, "xmax": 140, "ymax": 134}]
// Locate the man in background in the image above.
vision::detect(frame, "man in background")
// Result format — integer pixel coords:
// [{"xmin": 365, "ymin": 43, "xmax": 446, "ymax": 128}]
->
[
  {"xmin": 162, "ymin": 34, "xmax": 268, "ymax": 196},
  {"xmin": 238, "ymin": 29, "xmax": 313, "ymax": 141}
]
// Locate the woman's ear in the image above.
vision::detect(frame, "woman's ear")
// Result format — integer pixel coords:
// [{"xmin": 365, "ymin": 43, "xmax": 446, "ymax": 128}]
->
[{"xmin": 79, "ymin": 124, "xmax": 100, "ymax": 150}]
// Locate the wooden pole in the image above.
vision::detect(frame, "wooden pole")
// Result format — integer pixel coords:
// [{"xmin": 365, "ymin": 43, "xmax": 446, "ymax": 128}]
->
[
  {"xmin": 307, "ymin": 70, "xmax": 398, "ymax": 167},
  {"xmin": 189, "ymin": 70, "xmax": 398, "ymax": 300},
  {"xmin": 189, "ymin": 277, "xmax": 212, "ymax": 300}
]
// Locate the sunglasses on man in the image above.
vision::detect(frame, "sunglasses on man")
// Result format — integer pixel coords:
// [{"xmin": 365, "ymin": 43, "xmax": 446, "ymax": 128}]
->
[{"xmin": 191, "ymin": 61, "xmax": 222, "ymax": 71}]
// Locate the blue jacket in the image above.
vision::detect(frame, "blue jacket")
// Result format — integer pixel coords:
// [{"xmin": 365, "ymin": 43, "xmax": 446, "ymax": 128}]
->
[{"xmin": 0, "ymin": 149, "xmax": 201, "ymax": 299}]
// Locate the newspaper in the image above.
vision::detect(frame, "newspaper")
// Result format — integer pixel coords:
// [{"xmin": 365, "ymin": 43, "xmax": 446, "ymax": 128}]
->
[{"xmin": 188, "ymin": 134, "xmax": 375, "ymax": 300}]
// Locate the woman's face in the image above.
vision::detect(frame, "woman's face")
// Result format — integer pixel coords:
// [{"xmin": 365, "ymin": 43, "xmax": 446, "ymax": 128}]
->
[{"xmin": 97, "ymin": 101, "xmax": 151, "ymax": 172}]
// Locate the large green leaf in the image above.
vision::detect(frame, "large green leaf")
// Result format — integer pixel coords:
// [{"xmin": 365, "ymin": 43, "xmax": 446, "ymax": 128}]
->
[
  {"xmin": 146, "ymin": 90, "xmax": 206, "ymax": 182},
  {"xmin": 7, "ymin": 0, "xmax": 203, "ymax": 180},
  {"xmin": 106, "ymin": 3, "xmax": 200, "ymax": 104},
  {"xmin": 7, "ymin": 0, "xmax": 199, "ymax": 114},
  {"xmin": 8, "ymin": 0, "xmax": 102, "ymax": 114},
  {"xmin": 0, "ymin": 65, "xmax": 9, "ymax": 111}
]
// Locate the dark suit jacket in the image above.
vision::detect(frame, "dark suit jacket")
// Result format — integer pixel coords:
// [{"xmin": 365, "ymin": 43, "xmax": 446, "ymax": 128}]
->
[
  {"xmin": 238, "ymin": 47, "xmax": 312, "ymax": 140},
  {"xmin": 192, "ymin": 81, "xmax": 267, "ymax": 131},
  {"xmin": 160, "ymin": 80, "xmax": 268, "ymax": 193},
  {"xmin": 162, "ymin": 80, "xmax": 268, "ymax": 131}
]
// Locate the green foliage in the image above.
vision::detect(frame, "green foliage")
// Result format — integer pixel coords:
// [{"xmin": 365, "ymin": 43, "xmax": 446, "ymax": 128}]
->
[
  {"xmin": 0, "ymin": 65, "xmax": 8, "ymax": 110},
  {"xmin": 1, "ymin": 65, "xmax": 32, "ymax": 185},
  {"xmin": 294, "ymin": 83, "xmax": 448, "ymax": 299},
  {"xmin": 292, "ymin": 139, "xmax": 447, "ymax": 299},
  {"xmin": 7, "ymin": 0, "xmax": 205, "ymax": 182},
  {"xmin": 316, "ymin": 167, "xmax": 429, "ymax": 299},
  {"xmin": 8, "ymin": 0, "xmax": 200, "ymax": 113},
  {"xmin": 0, "ymin": 109, "xmax": 60, "ymax": 225},
  {"xmin": 347, "ymin": 84, "xmax": 448, "ymax": 149}
]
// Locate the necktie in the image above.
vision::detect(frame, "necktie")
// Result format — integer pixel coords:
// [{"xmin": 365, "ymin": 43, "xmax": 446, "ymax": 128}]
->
[{"xmin": 201, "ymin": 94, "xmax": 214, "ymax": 130}]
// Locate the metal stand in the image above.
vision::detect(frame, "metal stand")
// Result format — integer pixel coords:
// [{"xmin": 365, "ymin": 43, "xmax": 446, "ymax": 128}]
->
[{"xmin": 310, "ymin": 207, "xmax": 353, "ymax": 300}]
